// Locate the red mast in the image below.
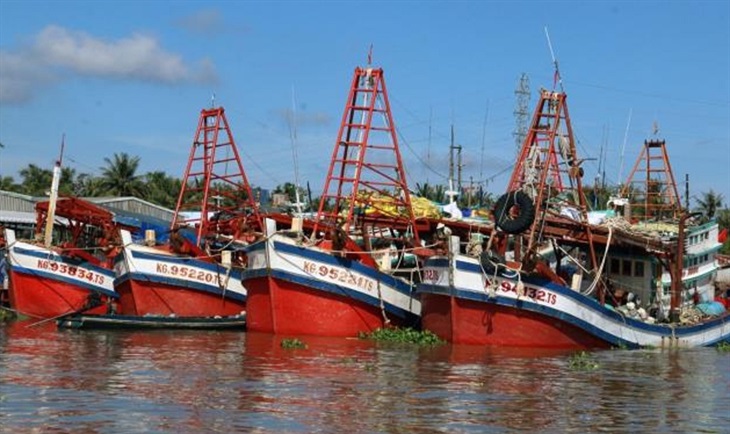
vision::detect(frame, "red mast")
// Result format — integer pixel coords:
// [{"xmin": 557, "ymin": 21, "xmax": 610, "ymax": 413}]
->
[
  {"xmin": 620, "ymin": 138, "xmax": 681, "ymax": 222},
  {"xmin": 172, "ymin": 107, "xmax": 261, "ymax": 245},
  {"xmin": 312, "ymin": 65, "xmax": 420, "ymax": 245},
  {"xmin": 503, "ymin": 89, "xmax": 593, "ymax": 257}
]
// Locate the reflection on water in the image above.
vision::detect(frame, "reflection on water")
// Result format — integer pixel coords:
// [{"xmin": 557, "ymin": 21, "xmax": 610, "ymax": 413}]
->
[{"xmin": 1, "ymin": 319, "xmax": 728, "ymax": 433}]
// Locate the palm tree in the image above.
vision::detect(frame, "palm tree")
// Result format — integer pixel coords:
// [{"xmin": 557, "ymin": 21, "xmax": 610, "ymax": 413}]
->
[
  {"xmin": 717, "ymin": 207, "xmax": 730, "ymax": 231},
  {"xmin": 18, "ymin": 164, "xmax": 53, "ymax": 196},
  {"xmin": 59, "ymin": 167, "xmax": 77, "ymax": 196},
  {"xmin": 0, "ymin": 175, "xmax": 19, "ymax": 192},
  {"xmin": 99, "ymin": 153, "xmax": 146, "ymax": 197},
  {"xmin": 415, "ymin": 182, "xmax": 447, "ymax": 203},
  {"xmin": 16, "ymin": 163, "xmax": 78, "ymax": 196},
  {"xmin": 74, "ymin": 173, "xmax": 105, "ymax": 197},
  {"xmin": 694, "ymin": 190, "xmax": 723, "ymax": 222},
  {"xmin": 144, "ymin": 171, "xmax": 181, "ymax": 208}
]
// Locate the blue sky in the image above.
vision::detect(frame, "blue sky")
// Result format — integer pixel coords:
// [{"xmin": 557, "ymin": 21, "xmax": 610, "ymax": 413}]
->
[{"xmin": 1, "ymin": 0, "xmax": 728, "ymax": 207}]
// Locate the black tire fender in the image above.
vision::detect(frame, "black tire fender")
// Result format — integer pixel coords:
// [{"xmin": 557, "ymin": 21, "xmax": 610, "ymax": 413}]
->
[
  {"xmin": 492, "ymin": 190, "xmax": 536, "ymax": 234},
  {"xmin": 480, "ymin": 250, "xmax": 506, "ymax": 275}
]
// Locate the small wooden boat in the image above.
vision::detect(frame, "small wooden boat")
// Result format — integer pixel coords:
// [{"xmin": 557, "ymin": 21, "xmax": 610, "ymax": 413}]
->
[{"xmin": 57, "ymin": 313, "xmax": 246, "ymax": 330}]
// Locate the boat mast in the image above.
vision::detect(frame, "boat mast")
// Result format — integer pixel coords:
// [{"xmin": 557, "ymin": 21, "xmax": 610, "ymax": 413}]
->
[
  {"xmin": 497, "ymin": 32, "xmax": 601, "ymax": 300},
  {"xmin": 620, "ymin": 137, "xmax": 681, "ymax": 222},
  {"xmin": 312, "ymin": 52, "xmax": 421, "ymax": 245},
  {"xmin": 172, "ymin": 106, "xmax": 262, "ymax": 245},
  {"xmin": 288, "ymin": 86, "xmax": 305, "ymax": 216},
  {"xmin": 43, "ymin": 135, "xmax": 65, "ymax": 248}
]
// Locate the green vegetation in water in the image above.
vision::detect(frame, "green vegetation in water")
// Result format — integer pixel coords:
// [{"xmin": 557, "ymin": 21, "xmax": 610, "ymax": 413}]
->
[
  {"xmin": 280, "ymin": 338, "xmax": 307, "ymax": 349},
  {"xmin": 0, "ymin": 307, "xmax": 17, "ymax": 322},
  {"xmin": 358, "ymin": 327, "xmax": 444, "ymax": 346},
  {"xmin": 716, "ymin": 341, "xmax": 730, "ymax": 352},
  {"xmin": 568, "ymin": 351, "xmax": 600, "ymax": 370},
  {"xmin": 612, "ymin": 341, "xmax": 629, "ymax": 350}
]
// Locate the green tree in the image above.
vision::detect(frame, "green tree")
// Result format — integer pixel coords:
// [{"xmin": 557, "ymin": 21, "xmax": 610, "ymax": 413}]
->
[
  {"xmin": 144, "ymin": 171, "xmax": 182, "ymax": 208},
  {"xmin": 18, "ymin": 164, "xmax": 53, "ymax": 196},
  {"xmin": 694, "ymin": 190, "xmax": 723, "ymax": 222},
  {"xmin": 99, "ymin": 153, "xmax": 146, "ymax": 197},
  {"xmin": 584, "ymin": 183, "xmax": 614, "ymax": 211},
  {"xmin": 718, "ymin": 208, "xmax": 730, "ymax": 255},
  {"xmin": 274, "ymin": 182, "xmax": 298, "ymax": 203},
  {"xmin": 717, "ymin": 207, "xmax": 730, "ymax": 231},
  {"xmin": 59, "ymin": 167, "xmax": 77, "ymax": 196},
  {"xmin": 415, "ymin": 182, "xmax": 446, "ymax": 203},
  {"xmin": 74, "ymin": 173, "xmax": 105, "ymax": 197},
  {"xmin": 0, "ymin": 176, "xmax": 19, "ymax": 192}
]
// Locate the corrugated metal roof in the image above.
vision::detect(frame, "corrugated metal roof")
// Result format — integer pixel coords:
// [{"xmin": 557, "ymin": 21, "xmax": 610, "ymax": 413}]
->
[
  {"xmin": 1, "ymin": 190, "xmax": 175, "ymax": 222},
  {"xmin": 0, "ymin": 210, "xmax": 36, "ymax": 224}
]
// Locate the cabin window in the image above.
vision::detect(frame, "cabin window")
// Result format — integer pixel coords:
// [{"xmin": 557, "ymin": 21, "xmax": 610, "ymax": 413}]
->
[
  {"xmin": 634, "ymin": 261, "xmax": 644, "ymax": 277},
  {"xmin": 610, "ymin": 258, "xmax": 620, "ymax": 274},
  {"xmin": 622, "ymin": 259, "xmax": 632, "ymax": 276}
]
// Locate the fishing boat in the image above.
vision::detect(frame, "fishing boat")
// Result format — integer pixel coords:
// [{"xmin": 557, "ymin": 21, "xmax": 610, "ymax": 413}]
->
[
  {"xmin": 3, "ymin": 192, "xmax": 126, "ymax": 318},
  {"xmin": 243, "ymin": 63, "xmax": 431, "ymax": 337},
  {"xmin": 418, "ymin": 88, "xmax": 730, "ymax": 349},
  {"xmin": 114, "ymin": 106, "xmax": 262, "ymax": 317},
  {"xmin": 57, "ymin": 312, "xmax": 246, "ymax": 330}
]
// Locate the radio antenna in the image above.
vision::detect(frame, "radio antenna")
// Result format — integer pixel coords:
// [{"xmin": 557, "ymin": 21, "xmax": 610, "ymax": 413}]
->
[{"xmin": 544, "ymin": 26, "xmax": 564, "ymax": 92}]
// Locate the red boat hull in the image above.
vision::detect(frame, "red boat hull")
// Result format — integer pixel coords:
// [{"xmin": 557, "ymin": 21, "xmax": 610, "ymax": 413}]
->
[
  {"xmin": 245, "ymin": 275, "xmax": 399, "ymax": 337},
  {"xmin": 7, "ymin": 270, "xmax": 115, "ymax": 319},
  {"xmin": 115, "ymin": 279, "xmax": 245, "ymax": 317},
  {"xmin": 420, "ymin": 293, "xmax": 610, "ymax": 349}
]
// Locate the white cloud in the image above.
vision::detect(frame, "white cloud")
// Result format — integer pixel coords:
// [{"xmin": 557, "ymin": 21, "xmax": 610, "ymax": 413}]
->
[
  {"xmin": 177, "ymin": 9, "xmax": 222, "ymax": 35},
  {"xmin": 0, "ymin": 25, "xmax": 218, "ymax": 104},
  {"xmin": 176, "ymin": 9, "xmax": 250, "ymax": 36},
  {"xmin": 276, "ymin": 107, "xmax": 331, "ymax": 128},
  {"xmin": 0, "ymin": 49, "xmax": 56, "ymax": 104}
]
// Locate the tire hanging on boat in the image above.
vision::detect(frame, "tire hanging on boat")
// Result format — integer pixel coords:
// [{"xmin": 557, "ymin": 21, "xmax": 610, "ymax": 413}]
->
[
  {"xmin": 480, "ymin": 250, "xmax": 506, "ymax": 275},
  {"xmin": 492, "ymin": 190, "xmax": 536, "ymax": 234}
]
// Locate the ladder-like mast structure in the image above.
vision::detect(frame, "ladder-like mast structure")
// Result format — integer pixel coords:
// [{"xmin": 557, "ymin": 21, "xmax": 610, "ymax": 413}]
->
[
  {"xmin": 172, "ymin": 107, "xmax": 262, "ymax": 245},
  {"xmin": 312, "ymin": 66, "xmax": 420, "ymax": 245},
  {"xmin": 620, "ymin": 139, "xmax": 681, "ymax": 222},
  {"xmin": 505, "ymin": 89, "xmax": 594, "ymax": 262}
]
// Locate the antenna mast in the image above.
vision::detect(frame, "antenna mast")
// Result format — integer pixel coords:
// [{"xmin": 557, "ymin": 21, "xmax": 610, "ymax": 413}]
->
[
  {"xmin": 513, "ymin": 73, "xmax": 531, "ymax": 159},
  {"xmin": 43, "ymin": 134, "xmax": 65, "ymax": 248},
  {"xmin": 617, "ymin": 108, "xmax": 633, "ymax": 186},
  {"xmin": 289, "ymin": 86, "xmax": 304, "ymax": 215},
  {"xmin": 544, "ymin": 26, "xmax": 564, "ymax": 92}
]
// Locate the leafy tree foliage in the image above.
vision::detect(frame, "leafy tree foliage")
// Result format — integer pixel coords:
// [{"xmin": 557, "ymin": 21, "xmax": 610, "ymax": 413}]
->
[
  {"xmin": 0, "ymin": 176, "xmax": 19, "ymax": 192},
  {"xmin": 145, "ymin": 171, "xmax": 182, "ymax": 209},
  {"xmin": 694, "ymin": 190, "xmax": 723, "ymax": 223},
  {"xmin": 99, "ymin": 153, "xmax": 146, "ymax": 197}
]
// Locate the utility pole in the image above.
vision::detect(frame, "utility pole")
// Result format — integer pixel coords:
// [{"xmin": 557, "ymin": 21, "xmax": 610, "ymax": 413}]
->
[
  {"xmin": 449, "ymin": 125, "xmax": 463, "ymax": 196},
  {"xmin": 513, "ymin": 73, "xmax": 531, "ymax": 159},
  {"xmin": 449, "ymin": 125, "xmax": 454, "ymax": 185},
  {"xmin": 457, "ymin": 143, "xmax": 462, "ymax": 193}
]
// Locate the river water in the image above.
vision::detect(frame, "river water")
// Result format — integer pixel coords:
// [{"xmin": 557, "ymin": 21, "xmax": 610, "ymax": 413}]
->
[{"xmin": 0, "ymin": 318, "xmax": 728, "ymax": 433}]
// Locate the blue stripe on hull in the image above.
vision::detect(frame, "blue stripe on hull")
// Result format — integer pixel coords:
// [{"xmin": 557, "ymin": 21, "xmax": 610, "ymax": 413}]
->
[
  {"xmin": 249, "ymin": 240, "xmax": 417, "ymax": 298},
  {"xmin": 115, "ymin": 271, "xmax": 246, "ymax": 303},
  {"xmin": 243, "ymin": 267, "xmax": 419, "ymax": 324},
  {"xmin": 418, "ymin": 282, "xmax": 730, "ymax": 347},
  {"xmin": 9, "ymin": 264, "xmax": 117, "ymax": 298}
]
